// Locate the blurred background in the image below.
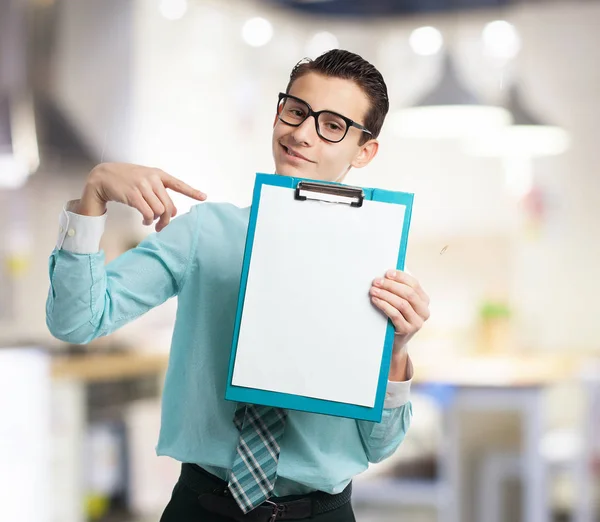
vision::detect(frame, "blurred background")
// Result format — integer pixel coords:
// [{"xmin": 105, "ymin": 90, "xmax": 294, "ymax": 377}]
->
[{"xmin": 1, "ymin": 0, "xmax": 599, "ymax": 521}]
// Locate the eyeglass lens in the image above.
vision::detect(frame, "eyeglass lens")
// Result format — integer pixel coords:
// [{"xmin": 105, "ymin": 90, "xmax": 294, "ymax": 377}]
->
[{"xmin": 278, "ymin": 96, "xmax": 348, "ymax": 142}]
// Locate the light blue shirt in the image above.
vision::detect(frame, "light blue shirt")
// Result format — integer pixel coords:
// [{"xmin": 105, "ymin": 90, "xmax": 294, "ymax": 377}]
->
[{"xmin": 46, "ymin": 200, "xmax": 413, "ymax": 496}]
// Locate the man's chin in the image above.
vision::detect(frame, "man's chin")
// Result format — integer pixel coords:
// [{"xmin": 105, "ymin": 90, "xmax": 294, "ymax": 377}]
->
[{"xmin": 274, "ymin": 163, "xmax": 309, "ymax": 178}]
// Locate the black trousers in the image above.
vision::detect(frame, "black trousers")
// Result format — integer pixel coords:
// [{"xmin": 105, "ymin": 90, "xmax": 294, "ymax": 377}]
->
[{"xmin": 159, "ymin": 465, "xmax": 356, "ymax": 522}]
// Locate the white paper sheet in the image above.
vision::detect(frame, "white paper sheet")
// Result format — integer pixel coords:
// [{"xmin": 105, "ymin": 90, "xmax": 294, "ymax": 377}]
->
[{"xmin": 231, "ymin": 184, "xmax": 407, "ymax": 408}]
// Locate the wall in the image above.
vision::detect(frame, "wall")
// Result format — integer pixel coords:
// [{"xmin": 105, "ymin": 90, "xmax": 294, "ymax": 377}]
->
[
  {"xmin": 1, "ymin": 0, "xmax": 599, "ymax": 356},
  {"xmin": 52, "ymin": 0, "xmax": 135, "ymax": 162}
]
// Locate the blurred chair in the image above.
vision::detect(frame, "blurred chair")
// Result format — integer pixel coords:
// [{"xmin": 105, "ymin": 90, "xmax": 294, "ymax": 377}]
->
[{"xmin": 477, "ymin": 363, "xmax": 600, "ymax": 522}]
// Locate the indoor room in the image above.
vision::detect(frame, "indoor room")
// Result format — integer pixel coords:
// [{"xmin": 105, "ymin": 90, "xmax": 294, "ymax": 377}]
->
[{"xmin": 0, "ymin": 0, "xmax": 599, "ymax": 521}]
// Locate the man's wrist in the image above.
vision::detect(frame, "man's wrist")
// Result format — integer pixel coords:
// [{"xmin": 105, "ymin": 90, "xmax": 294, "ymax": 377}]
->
[
  {"xmin": 388, "ymin": 344, "xmax": 410, "ymax": 382},
  {"xmin": 76, "ymin": 182, "xmax": 107, "ymax": 216}
]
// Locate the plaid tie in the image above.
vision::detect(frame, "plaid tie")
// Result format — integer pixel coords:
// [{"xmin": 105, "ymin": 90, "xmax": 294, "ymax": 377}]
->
[{"xmin": 228, "ymin": 403, "xmax": 288, "ymax": 513}]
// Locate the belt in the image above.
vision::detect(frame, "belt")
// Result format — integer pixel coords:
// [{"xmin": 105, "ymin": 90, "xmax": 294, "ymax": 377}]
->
[{"xmin": 179, "ymin": 463, "xmax": 352, "ymax": 522}]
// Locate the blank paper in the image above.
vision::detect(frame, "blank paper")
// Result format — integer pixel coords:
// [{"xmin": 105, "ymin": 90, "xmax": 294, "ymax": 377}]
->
[{"xmin": 231, "ymin": 184, "xmax": 407, "ymax": 408}]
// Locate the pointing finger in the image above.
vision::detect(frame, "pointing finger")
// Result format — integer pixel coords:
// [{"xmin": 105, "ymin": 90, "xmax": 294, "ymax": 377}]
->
[{"xmin": 161, "ymin": 172, "xmax": 207, "ymax": 201}]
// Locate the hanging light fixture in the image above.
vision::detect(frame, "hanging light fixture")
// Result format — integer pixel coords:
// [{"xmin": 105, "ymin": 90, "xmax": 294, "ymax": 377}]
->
[
  {"xmin": 466, "ymin": 18, "xmax": 569, "ymax": 159},
  {"xmin": 1, "ymin": 0, "xmax": 39, "ymax": 190},
  {"xmin": 464, "ymin": 84, "xmax": 570, "ymax": 198},
  {"xmin": 390, "ymin": 53, "xmax": 512, "ymax": 139},
  {"xmin": 465, "ymin": 84, "xmax": 570, "ymax": 158},
  {"xmin": 0, "ymin": 92, "xmax": 39, "ymax": 190}
]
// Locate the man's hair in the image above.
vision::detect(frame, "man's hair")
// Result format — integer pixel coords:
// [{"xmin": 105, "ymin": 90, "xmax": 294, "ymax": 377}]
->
[{"xmin": 286, "ymin": 49, "xmax": 389, "ymax": 145}]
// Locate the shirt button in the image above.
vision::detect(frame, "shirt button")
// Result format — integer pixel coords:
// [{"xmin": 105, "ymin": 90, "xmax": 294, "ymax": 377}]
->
[
  {"xmin": 67, "ymin": 228, "xmax": 76, "ymax": 237},
  {"xmin": 59, "ymin": 226, "xmax": 64, "ymax": 233}
]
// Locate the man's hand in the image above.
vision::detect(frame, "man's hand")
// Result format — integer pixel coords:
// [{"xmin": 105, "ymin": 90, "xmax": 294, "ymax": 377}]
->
[
  {"xmin": 77, "ymin": 162, "xmax": 207, "ymax": 233},
  {"xmin": 369, "ymin": 269, "xmax": 430, "ymax": 380}
]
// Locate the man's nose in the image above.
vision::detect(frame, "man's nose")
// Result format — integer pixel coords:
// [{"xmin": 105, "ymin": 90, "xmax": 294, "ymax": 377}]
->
[{"xmin": 291, "ymin": 116, "xmax": 318, "ymax": 145}]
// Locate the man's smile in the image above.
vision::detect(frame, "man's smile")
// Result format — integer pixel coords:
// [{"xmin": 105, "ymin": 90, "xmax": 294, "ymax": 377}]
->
[{"xmin": 280, "ymin": 143, "xmax": 315, "ymax": 163}]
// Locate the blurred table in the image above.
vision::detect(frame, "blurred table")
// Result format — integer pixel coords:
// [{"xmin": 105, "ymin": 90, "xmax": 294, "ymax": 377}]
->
[
  {"xmin": 415, "ymin": 354, "xmax": 584, "ymax": 522},
  {"xmin": 414, "ymin": 354, "xmax": 580, "ymax": 387},
  {"xmin": 355, "ymin": 354, "xmax": 588, "ymax": 522},
  {"xmin": 50, "ymin": 351, "xmax": 170, "ymax": 522},
  {"xmin": 51, "ymin": 351, "xmax": 169, "ymax": 382}
]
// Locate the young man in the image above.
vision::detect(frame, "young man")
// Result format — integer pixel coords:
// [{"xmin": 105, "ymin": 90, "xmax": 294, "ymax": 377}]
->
[{"xmin": 47, "ymin": 50, "xmax": 430, "ymax": 522}]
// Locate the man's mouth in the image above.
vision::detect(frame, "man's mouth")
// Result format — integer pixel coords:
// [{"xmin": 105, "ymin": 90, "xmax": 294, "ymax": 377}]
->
[{"xmin": 281, "ymin": 143, "xmax": 313, "ymax": 163}]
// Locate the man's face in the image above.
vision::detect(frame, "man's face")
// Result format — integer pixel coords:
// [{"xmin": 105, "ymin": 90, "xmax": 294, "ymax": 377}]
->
[{"xmin": 272, "ymin": 72, "xmax": 378, "ymax": 183}]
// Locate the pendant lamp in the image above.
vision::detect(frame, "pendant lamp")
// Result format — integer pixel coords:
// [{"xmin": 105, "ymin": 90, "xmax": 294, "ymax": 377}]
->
[
  {"xmin": 0, "ymin": 93, "xmax": 39, "ymax": 189},
  {"xmin": 390, "ymin": 53, "xmax": 512, "ymax": 139},
  {"xmin": 465, "ymin": 84, "xmax": 570, "ymax": 157}
]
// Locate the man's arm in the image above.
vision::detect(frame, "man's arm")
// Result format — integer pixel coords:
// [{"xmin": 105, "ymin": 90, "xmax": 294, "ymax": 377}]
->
[
  {"xmin": 46, "ymin": 163, "xmax": 207, "ymax": 344},
  {"xmin": 46, "ymin": 201, "xmax": 201, "ymax": 344},
  {"xmin": 356, "ymin": 343, "xmax": 414, "ymax": 463},
  {"xmin": 354, "ymin": 269, "xmax": 429, "ymax": 463}
]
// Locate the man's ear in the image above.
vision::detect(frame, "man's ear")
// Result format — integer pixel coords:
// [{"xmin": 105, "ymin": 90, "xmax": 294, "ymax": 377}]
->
[{"xmin": 351, "ymin": 139, "xmax": 379, "ymax": 169}]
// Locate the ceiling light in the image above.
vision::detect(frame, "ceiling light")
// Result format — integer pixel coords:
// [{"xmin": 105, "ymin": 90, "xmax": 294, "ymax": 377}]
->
[
  {"xmin": 0, "ymin": 93, "xmax": 39, "ymax": 190},
  {"xmin": 391, "ymin": 54, "xmax": 512, "ymax": 139},
  {"xmin": 0, "ymin": 155, "xmax": 30, "ymax": 189},
  {"xmin": 464, "ymin": 85, "xmax": 570, "ymax": 199},
  {"xmin": 409, "ymin": 26, "xmax": 443, "ymax": 57},
  {"xmin": 465, "ymin": 85, "xmax": 570, "ymax": 157},
  {"xmin": 482, "ymin": 20, "xmax": 521, "ymax": 60},
  {"xmin": 305, "ymin": 31, "xmax": 339, "ymax": 59},
  {"xmin": 242, "ymin": 17, "xmax": 273, "ymax": 48},
  {"xmin": 159, "ymin": 0, "xmax": 187, "ymax": 21}
]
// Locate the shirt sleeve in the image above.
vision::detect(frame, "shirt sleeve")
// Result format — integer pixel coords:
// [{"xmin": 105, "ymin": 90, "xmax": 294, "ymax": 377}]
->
[
  {"xmin": 355, "ymin": 357, "xmax": 414, "ymax": 463},
  {"xmin": 56, "ymin": 200, "xmax": 107, "ymax": 254},
  {"xmin": 46, "ymin": 200, "xmax": 200, "ymax": 344}
]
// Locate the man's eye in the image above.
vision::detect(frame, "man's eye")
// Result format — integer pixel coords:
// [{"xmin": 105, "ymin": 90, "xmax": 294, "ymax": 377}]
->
[{"xmin": 290, "ymin": 109, "xmax": 305, "ymax": 117}]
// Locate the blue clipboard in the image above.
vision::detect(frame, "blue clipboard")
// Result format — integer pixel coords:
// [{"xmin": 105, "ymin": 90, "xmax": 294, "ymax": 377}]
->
[{"xmin": 225, "ymin": 173, "xmax": 413, "ymax": 422}]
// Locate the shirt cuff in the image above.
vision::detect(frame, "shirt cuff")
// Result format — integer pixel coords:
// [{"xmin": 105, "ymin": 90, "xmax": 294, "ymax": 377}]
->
[
  {"xmin": 56, "ymin": 199, "xmax": 107, "ymax": 254},
  {"xmin": 384, "ymin": 356, "xmax": 413, "ymax": 409}
]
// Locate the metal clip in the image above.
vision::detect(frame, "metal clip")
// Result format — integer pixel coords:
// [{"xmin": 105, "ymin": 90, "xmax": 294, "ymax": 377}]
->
[{"xmin": 294, "ymin": 181, "xmax": 364, "ymax": 207}]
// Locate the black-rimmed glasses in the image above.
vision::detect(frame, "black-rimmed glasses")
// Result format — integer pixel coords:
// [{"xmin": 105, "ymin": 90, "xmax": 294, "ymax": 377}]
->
[{"xmin": 276, "ymin": 92, "xmax": 372, "ymax": 143}]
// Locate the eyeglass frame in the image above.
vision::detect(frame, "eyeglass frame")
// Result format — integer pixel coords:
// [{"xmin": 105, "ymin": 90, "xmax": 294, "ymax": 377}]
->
[{"xmin": 276, "ymin": 92, "xmax": 373, "ymax": 144}]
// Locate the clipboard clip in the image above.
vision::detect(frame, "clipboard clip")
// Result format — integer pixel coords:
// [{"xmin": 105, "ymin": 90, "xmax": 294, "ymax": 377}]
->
[{"xmin": 294, "ymin": 181, "xmax": 364, "ymax": 207}]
